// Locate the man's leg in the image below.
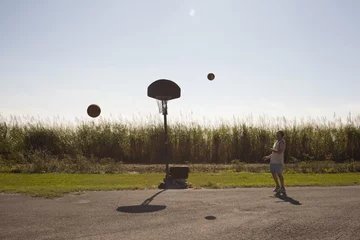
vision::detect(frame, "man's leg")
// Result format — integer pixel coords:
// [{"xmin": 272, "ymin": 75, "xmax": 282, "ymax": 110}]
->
[
  {"xmin": 277, "ymin": 174, "xmax": 285, "ymax": 188},
  {"xmin": 271, "ymin": 172, "xmax": 280, "ymax": 186}
]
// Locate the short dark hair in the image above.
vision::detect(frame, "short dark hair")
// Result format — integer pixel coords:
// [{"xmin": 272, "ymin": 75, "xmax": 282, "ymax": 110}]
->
[{"xmin": 277, "ymin": 131, "xmax": 285, "ymax": 137}]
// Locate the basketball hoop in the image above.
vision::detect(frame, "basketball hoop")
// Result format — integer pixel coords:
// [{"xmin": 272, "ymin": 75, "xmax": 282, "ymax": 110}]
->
[
  {"xmin": 147, "ymin": 79, "xmax": 182, "ymax": 189},
  {"xmin": 155, "ymin": 96, "xmax": 169, "ymax": 115},
  {"xmin": 157, "ymin": 100, "xmax": 168, "ymax": 114}
]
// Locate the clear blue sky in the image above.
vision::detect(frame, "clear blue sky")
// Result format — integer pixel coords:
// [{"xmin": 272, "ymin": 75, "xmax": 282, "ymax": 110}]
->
[{"xmin": 1, "ymin": 0, "xmax": 360, "ymax": 123}]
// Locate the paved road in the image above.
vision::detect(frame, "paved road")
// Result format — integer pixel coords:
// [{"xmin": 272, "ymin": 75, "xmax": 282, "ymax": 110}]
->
[{"xmin": 1, "ymin": 187, "xmax": 360, "ymax": 240}]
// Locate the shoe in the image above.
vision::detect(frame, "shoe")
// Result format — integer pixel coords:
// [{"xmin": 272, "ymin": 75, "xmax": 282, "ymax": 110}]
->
[
  {"xmin": 273, "ymin": 186, "xmax": 280, "ymax": 192},
  {"xmin": 280, "ymin": 187, "xmax": 286, "ymax": 194}
]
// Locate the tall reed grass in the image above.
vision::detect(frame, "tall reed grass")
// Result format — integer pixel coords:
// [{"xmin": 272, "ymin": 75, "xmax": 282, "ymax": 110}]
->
[{"xmin": 1, "ymin": 114, "xmax": 360, "ymax": 165}]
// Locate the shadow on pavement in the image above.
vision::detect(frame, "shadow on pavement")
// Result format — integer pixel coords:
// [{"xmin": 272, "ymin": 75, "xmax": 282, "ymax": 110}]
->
[
  {"xmin": 205, "ymin": 216, "xmax": 217, "ymax": 220},
  {"xmin": 117, "ymin": 205, "xmax": 166, "ymax": 213},
  {"xmin": 117, "ymin": 190, "xmax": 167, "ymax": 213},
  {"xmin": 273, "ymin": 194, "xmax": 302, "ymax": 205}
]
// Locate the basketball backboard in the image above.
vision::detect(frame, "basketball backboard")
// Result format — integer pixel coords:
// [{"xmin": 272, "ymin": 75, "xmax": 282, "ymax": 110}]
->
[{"xmin": 147, "ymin": 79, "xmax": 181, "ymax": 101}]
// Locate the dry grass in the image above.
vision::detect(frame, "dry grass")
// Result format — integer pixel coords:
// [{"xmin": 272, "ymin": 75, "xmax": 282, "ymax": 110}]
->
[
  {"xmin": 1, "ymin": 154, "xmax": 360, "ymax": 174},
  {"xmin": 1, "ymin": 115, "xmax": 360, "ymax": 167}
]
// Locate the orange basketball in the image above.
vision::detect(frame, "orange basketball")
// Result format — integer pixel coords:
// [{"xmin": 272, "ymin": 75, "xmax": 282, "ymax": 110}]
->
[
  {"xmin": 87, "ymin": 104, "xmax": 101, "ymax": 118},
  {"xmin": 207, "ymin": 73, "xmax": 215, "ymax": 81}
]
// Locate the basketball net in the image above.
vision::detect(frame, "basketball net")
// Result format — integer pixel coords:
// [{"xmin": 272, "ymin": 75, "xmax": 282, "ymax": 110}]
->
[{"xmin": 157, "ymin": 100, "xmax": 168, "ymax": 115}]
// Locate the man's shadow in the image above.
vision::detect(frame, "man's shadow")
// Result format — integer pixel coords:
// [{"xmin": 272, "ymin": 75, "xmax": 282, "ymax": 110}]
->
[
  {"xmin": 117, "ymin": 190, "xmax": 167, "ymax": 213},
  {"xmin": 273, "ymin": 193, "xmax": 302, "ymax": 205}
]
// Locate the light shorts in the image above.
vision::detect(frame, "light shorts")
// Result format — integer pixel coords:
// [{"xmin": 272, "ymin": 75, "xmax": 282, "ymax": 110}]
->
[{"xmin": 270, "ymin": 163, "xmax": 283, "ymax": 174}]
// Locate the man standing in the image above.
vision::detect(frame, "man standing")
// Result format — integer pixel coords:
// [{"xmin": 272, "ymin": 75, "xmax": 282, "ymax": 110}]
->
[{"xmin": 263, "ymin": 131, "xmax": 286, "ymax": 194}]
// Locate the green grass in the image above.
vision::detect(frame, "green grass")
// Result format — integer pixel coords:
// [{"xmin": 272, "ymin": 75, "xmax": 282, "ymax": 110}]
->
[
  {"xmin": 190, "ymin": 172, "xmax": 360, "ymax": 188},
  {"xmin": 1, "ymin": 172, "xmax": 359, "ymax": 198},
  {"xmin": 2, "ymin": 161, "xmax": 360, "ymax": 174},
  {"xmin": 0, "ymin": 173, "xmax": 161, "ymax": 198}
]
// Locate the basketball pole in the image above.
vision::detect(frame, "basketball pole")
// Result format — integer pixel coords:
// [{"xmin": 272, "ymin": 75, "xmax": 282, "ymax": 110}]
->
[{"xmin": 162, "ymin": 100, "xmax": 169, "ymax": 180}]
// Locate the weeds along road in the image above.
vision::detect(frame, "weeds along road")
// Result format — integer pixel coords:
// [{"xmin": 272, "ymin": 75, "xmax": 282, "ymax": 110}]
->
[{"xmin": 1, "ymin": 186, "xmax": 360, "ymax": 240}]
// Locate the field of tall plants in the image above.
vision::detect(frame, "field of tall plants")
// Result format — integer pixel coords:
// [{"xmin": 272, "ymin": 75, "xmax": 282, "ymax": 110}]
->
[{"xmin": 1, "ymin": 114, "xmax": 360, "ymax": 170}]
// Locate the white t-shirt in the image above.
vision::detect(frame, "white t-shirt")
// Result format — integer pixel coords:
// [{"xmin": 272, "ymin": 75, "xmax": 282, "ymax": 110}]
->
[{"xmin": 270, "ymin": 139, "xmax": 286, "ymax": 164}]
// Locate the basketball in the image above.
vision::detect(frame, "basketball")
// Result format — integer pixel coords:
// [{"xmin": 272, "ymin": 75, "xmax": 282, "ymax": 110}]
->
[
  {"xmin": 87, "ymin": 104, "xmax": 101, "ymax": 118},
  {"xmin": 207, "ymin": 73, "xmax": 215, "ymax": 81}
]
